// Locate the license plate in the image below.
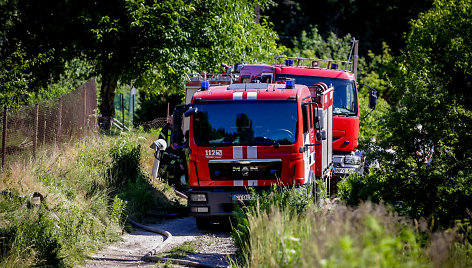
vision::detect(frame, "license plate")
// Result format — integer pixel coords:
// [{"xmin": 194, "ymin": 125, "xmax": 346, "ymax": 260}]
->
[
  {"xmin": 335, "ymin": 168, "xmax": 357, "ymax": 174},
  {"xmin": 232, "ymin": 194, "xmax": 254, "ymax": 201}
]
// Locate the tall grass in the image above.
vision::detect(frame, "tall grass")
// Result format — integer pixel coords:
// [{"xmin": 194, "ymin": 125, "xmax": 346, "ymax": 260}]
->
[
  {"xmin": 0, "ymin": 132, "xmax": 184, "ymax": 267},
  {"xmin": 233, "ymin": 186, "xmax": 472, "ymax": 267}
]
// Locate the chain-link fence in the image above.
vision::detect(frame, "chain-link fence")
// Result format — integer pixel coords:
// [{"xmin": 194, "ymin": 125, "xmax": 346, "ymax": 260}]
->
[
  {"xmin": 136, "ymin": 117, "xmax": 167, "ymax": 131},
  {"xmin": 1, "ymin": 79, "xmax": 97, "ymax": 169}
]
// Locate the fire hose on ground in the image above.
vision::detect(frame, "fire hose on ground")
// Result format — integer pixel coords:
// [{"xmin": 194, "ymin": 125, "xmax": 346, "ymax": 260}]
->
[{"xmin": 128, "ymin": 219, "xmax": 212, "ymax": 268}]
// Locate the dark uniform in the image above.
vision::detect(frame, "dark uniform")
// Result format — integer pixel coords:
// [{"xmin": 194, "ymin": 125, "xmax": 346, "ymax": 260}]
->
[{"xmin": 158, "ymin": 123, "xmax": 185, "ymax": 186}]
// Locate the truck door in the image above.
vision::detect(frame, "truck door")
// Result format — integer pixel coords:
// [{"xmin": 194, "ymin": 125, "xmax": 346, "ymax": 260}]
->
[{"xmin": 302, "ymin": 101, "xmax": 316, "ymax": 184}]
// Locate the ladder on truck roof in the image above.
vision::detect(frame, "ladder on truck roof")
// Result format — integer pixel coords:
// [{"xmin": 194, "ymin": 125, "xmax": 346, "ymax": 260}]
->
[
  {"xmin": 275, "ymin": 56, "xmax": 353, "ymax": 72},
  {"xmin": 275, "ymin": 37, "xmax": 359, "ymax": 78},
  {"xmin": 183, "ymin": 73, "xmax": 233, "ymax": 134},
  {"xmin": 185, "ymin": 73, "xmax": 232, "ymax": 89}
]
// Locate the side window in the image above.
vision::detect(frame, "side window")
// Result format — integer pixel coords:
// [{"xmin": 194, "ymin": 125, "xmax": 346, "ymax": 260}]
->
[
  {"xmin": 302, "ymin": 104, "xmax": 308, "ymax": 134},
  {"xmin": 261, "ymin": 72, "xmax": 273, "ymax": 83},
  {"xmin": 308, "ymin": 103, "xmax": 313, "ymax": 129},
  {"xmin": 313, "ymin": 106, "xmax": 319, "ymax": 129},
  {"xmin": 346, "ymin": 83, "xmax": 353, "ymax": 110}
]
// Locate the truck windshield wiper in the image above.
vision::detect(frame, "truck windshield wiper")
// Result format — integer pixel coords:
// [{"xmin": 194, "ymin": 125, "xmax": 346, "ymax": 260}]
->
[
  {"xmin": 252, "ymin": 139, "xmax": 281, "ymax": 148},
  {"xmin": 208, "ymin": 141, "xmax": 236, "ymax": 146}
]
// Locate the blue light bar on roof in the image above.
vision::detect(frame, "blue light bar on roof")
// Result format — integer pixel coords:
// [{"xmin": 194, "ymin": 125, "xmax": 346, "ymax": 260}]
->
[
  {"xmin": 331, "ymin": 63, "xmax": 339, "ymax": 70},
  {"xmin": 286, "ymin": 79, "xmax": 295, "ymax": 89},
  {"xmin": 285, "ymin": 59, "xmax": 293, "ymax": 66},
  {"xmin": 201, "ymin": 81, "xmax": 209, "ymax": 90}
]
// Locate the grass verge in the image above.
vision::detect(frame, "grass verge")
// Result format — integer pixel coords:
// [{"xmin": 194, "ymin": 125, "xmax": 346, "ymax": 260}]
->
[
  {"xmin": 232, "ymin": 186, "xmax": 472, "ymax": 267},
  {"xmin": 0, "ymin": 131, "xmax": 184, "ymax": 267}
]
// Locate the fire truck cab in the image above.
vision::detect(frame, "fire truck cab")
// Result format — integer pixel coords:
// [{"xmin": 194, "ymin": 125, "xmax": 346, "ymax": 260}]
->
[{"xmin": 173, "ymin": 81, "xmax": 333, "ymax": 229}]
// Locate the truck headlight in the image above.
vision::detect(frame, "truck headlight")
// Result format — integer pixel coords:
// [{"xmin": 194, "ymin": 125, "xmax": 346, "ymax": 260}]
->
[
  {"xmin": 190, "ymin": 206, "xmax": 209, "ymax": 213},
  {"xmin": 344, "ymin": 155, "xmax": 361, "ymax": 165},
  {"xmin": 190, "ymin": 194, "xmax": 207, "ymax": 202}
]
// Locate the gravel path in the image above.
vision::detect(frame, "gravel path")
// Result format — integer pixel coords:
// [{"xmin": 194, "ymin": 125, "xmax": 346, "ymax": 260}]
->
[{"xmin": 83, "ymin": 217, "xmax": 236, "ymax": 267}]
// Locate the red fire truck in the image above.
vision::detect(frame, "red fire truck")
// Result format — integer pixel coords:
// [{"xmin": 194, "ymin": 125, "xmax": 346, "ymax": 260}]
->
[
  {"xmin": 172, "ymin": 80, "xmax": 334, "ymax": 229},
  {"xmin": 234, "ymin": 40, "xmax": 377, "ymax": 181}
]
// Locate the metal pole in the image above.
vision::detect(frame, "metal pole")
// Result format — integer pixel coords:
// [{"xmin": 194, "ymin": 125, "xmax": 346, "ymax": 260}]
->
[
  {"xmin": 121, "ymin": 93, "xmax": 124, "ymax": 126},
  {"xmin": 132, "ymin": 94, "xmax": 135, "ymax": 124},
  {"xmin": 2, "ymin": 107, "xmax": 8, "ymax": 170},
  {"xmin": 33, "ymin": 103, "xmax": 39, "ymax": 160},
  {"xmin": 57, "ymin": 98, "xmax": 62, "ymax": 146},
  {"xmin": 43, "ymin": 112, "xmax": 46, "ymax": 146},
  {"xmin": 353, "ymin": 39, "xmax": 359, "ymax": 80},
  {"xmin": 84, "ymin": 85, "xmax": 87, "ymax": 130}
]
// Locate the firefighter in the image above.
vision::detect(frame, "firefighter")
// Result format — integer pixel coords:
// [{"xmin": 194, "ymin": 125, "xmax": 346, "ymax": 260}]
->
[
  {"xmin": 158, "ymin": 116, "xmax": 186, "ymax": 187},
  {"xmin": 159, "ymin": 116, "xmax": 173, "ymax": 146}
]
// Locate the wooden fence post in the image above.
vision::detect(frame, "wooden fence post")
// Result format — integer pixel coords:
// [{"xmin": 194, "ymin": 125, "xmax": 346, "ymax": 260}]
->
[{"xmin": 2, "ymin": 107, "xmax": 8, "ymax": 170}]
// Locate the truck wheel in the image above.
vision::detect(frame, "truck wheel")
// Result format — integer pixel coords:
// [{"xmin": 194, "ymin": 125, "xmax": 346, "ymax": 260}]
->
[{"xmin": 195, "ymin": 217, "xmax": 211, "ymax": 230}]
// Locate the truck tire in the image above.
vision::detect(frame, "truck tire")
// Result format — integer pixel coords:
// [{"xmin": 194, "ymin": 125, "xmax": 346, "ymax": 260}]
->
[{"xmin": 195, "ymin": 217, "xmax": 211, "ymax": 230}]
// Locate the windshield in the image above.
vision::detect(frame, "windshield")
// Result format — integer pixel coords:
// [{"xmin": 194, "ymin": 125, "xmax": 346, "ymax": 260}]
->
[
  {"xmin": 193, "ymin": 101, "xmax": 298, "ymax": 146},
  {"xmin": 275, "ymin": 74, "xmax": 358, "ymax": 116}
]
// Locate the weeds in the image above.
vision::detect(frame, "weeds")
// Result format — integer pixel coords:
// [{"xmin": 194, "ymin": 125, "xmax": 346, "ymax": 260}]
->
[
  {"xmin": 233, "ymin": 187, "xmax": 472, "ymax": 267},
  {"xmin": 159, "ymin": 240, "xmax": 198, "ymax": 259},
  {"xmin": 0, "ymin": 132, "xmax": 183, "ymax": 267}
]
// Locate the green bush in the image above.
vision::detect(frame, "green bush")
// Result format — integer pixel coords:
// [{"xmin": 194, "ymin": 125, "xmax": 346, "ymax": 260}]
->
[
  {"xmin": 108, "ymin": 137, "xmax": 142, "ymax": 188},
  {"xmin": 350, "ymin": 0, "xmax": 472, "ymax": 229}
]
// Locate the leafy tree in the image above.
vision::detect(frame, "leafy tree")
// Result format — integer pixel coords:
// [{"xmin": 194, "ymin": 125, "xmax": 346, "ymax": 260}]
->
[
  {"xmin": 78, "ymin": 0, "xmax": 279, "ymax": 129},
  {"xmin": 1, "ymin": 0, "xmax": 278, "ymax": 129},
  {"xmin": 340, "ymin": 0, "xmax": 472, "ymax": 227},
  {"xmin": 284, "ymin": 27, "xmax": 353, "ymax": 61},
  {"xmin": 0, "ymin": 45, "xmax": 52, "ymax": 108},
  {"xmin": 283, "ymin": 27, "xmax": 394, "ymax": 143},
  {"xmin": 263, "ymin": 0, "xmax": 434, "ymax": 54}
]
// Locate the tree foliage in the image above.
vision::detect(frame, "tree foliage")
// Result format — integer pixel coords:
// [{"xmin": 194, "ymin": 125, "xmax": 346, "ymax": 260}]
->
[
  {"xmin": 263, "ymin": 0, "xmax": 434, "ymax": 54},
  {"xmin": 340, "ymin": 0, "xmax": 472, "ymax": 227},
  {"xmin": 0, "ymin": 45, "xmax": 52, "ymax": 108},
  {"xmin": 1, "ymin": 0, "xmax": 278, "ymax": 128},
  {"xmin": 80, "ymin": 0, "xmax": 279, "ymax": 128},
  {"xmin": 282, "ymin": 27, "xmax": 394, "ymax": 143}
]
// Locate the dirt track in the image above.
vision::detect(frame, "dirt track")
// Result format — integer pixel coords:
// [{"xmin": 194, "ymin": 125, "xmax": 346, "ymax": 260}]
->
[{"xmin": 84, "ymin": 217, "xmax": 236, "ymax": 267}]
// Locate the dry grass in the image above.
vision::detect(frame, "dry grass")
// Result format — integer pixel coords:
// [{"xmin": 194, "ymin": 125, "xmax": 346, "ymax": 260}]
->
[
  {"xmin": 0, "ymin": 131, "xmax": 184, "ymax": 266},
  {"xmin": 236, "ymin": 197, "xmax": 472, "ymax": 268}
]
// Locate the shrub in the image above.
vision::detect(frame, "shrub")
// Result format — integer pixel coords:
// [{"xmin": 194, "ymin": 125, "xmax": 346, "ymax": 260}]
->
[
  {"xmin": 234, "ymin": 186, "xmax": 472, "ymax": 267},
  {"xmin": 108, "ymin": 137, "xmax": 142, "ymax": 188}
]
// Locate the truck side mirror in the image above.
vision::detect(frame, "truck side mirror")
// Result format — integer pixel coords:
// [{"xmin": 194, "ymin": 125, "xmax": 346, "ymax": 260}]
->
[
  {"xmin": 184, "ymin": 107, "xmax": 198, "ymax": 117},
  {"xmin": 369, "ymin": 90, "xmax": 378, "ymax": 110},
  {"xmin": 172, "ymin": 105, "xmax": 187, "ymax": 147}
]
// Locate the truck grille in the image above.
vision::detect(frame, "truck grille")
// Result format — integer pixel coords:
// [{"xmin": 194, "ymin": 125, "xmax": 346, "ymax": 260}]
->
[{"xmin": 208, "ymin": 159, "xmax": 282, "ymax": 181}]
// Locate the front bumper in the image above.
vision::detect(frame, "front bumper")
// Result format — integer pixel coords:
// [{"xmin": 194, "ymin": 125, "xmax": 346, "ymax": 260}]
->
[
  {"xmin": 188, "ymin": 187, "xmax": 258, "ymax": 217},
  {"xmin": 332, "ymin": 154, "xmax": 363, "ymax": 176}
]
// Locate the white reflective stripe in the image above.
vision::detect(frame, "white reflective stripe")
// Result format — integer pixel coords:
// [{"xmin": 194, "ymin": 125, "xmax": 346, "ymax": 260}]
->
[
  {"xmin": 247, "ymin": 146, "xmax": 257, "ymax": 159},
  {"xmin": 247, "ymin": 92, "xmax": 257, "ymax": 100},
  {"xmin": 234, "ymin": 180, "xmax": 244, "ymax": 186},
  {"xmin": 233, "ymin": 146, "xmax": 243, "ymax": 159},
  {"xmin": 309, "ymin": 152, "xmax": 315, "ymax": 165},
  {"xmin": 306, "ymin": 170, "xmax": 315, "ymax": 184},
  {"xmin": 248, "ymin": 180, "xmax": 258, "ymax": 186},
  {"xmin": 233, "ymin": 92, "xmax": 243, "ymax": 100}
]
